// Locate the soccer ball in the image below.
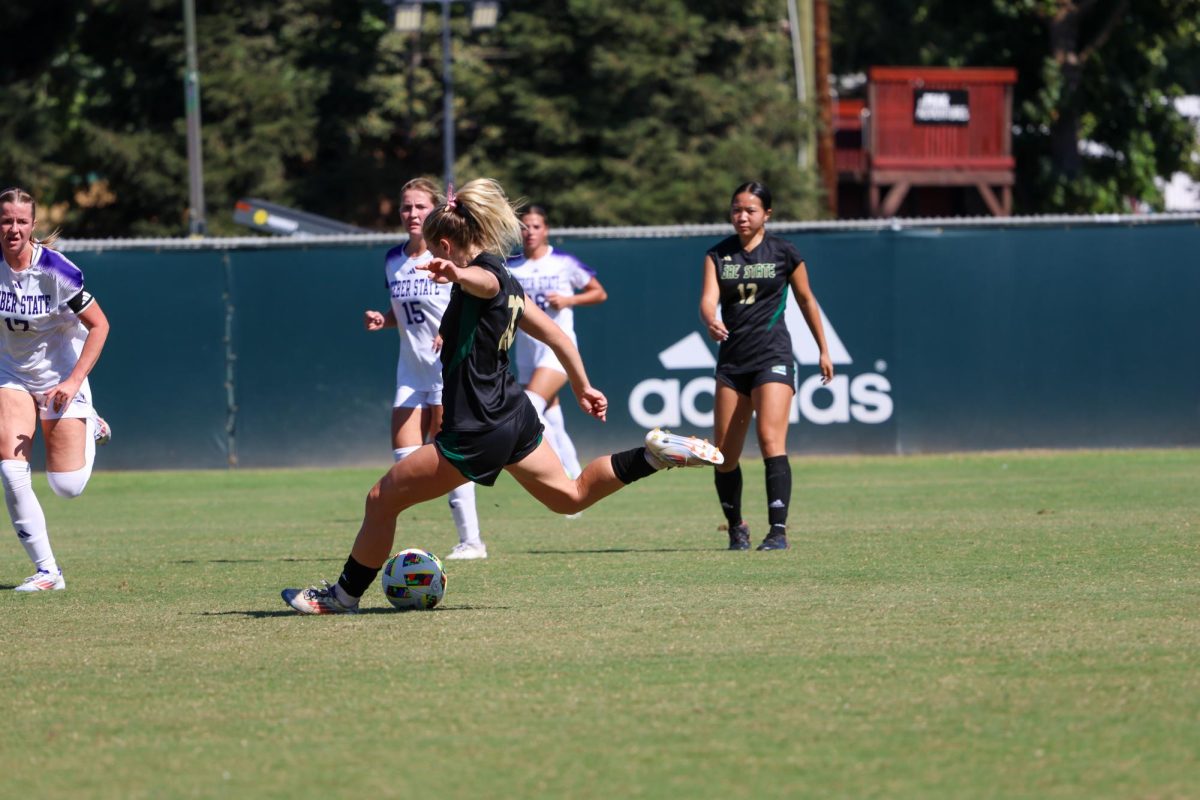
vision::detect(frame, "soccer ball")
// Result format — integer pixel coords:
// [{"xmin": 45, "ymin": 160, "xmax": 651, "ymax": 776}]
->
[{"xmin": 380, "ymin": 548, "xmax": 447, "ymax": 611}]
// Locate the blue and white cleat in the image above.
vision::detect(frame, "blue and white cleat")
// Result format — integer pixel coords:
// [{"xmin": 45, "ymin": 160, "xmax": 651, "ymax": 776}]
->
[
  {"xmin": 281, "ymin": 581, "xmax": 359, "ymax": 615},
  {"xmin": 645, "ymin": 428, "xmax": 724, "ymax": 468}
]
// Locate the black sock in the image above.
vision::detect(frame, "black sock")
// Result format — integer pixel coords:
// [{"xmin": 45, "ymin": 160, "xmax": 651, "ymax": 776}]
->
[
  {"xmin": 764, "ymin": 455, "xmax": 791, "ymax": 534},
  {"xmin": 610, "ymin": 447, "xmax": 657, "ymax": 484},
  {"xmin": 337, "ymin": 554, "xmax": 380, "ymax": 600},
  {"xmin": 714, "ymin": 466, "xmax": 743, "ymax": 527}
]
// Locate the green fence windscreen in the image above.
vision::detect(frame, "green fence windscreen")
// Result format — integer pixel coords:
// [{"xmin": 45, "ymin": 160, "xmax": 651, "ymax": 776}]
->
[{"xmin": 70, "ymin": 221, "xmax": 1199, "ymax": 469}]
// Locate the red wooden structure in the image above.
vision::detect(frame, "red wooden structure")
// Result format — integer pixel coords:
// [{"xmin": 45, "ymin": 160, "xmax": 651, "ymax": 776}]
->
[{"xmin": 836, "ymin": 67, "xmax": 1017, "ymax": 217}]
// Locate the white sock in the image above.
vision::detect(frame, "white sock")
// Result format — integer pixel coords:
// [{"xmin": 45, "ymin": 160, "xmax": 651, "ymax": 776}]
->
[
  {"xmin": 396, "ymin": 444, "xmax": 482, "ymax": 546},
  {"xmin": 393, "ymin": 445, "xmax": 421, "ymax": 463},
  {"xmin": 544, "ymin": 404, "xmax": 582, "ymax": 479},
  {"xmin": 523, "ymin": 389, "xmax": 548, "ymax": 419},
  {"xmin": 332, "ymin": 583, "xmax": 358, "ymax": 607},
  {"xmin": 448, "ymin": 483, "xmax": 482, "ymax": 545},
  {"xmin": 524, "ymin": 389, "xmax": 570, "ymax": 469},
  {"xmin": 1, "ymin": 460, "xmax": 56, "ymax": 573},
  {"xmin": 47, "ymin": 417, "xmax": 97, "ymax": 498}
]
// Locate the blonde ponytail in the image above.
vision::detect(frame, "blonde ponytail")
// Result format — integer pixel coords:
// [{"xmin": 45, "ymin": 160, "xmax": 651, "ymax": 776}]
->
[{"xmin": 422, "ymin": 178, "xmax": 523, "ymax": 258}]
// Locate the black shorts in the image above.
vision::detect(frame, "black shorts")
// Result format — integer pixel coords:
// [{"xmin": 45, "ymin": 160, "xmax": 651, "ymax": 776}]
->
[
  {"xmin": 715, "ymin": 362, "xmax": 796, "ymax": 397},
  {"xmin": 435, "ymin": 400, "xmax": 544, "ymax": 486}
]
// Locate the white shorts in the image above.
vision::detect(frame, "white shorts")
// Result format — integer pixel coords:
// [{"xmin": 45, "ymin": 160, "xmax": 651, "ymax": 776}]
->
[
  {"xmin": 0, "ymin": 373, "xmax": 94, "ymax": 421},
  {"xmin": 516, "ymin": 333, "xmax": 575, "ymax": 384},
  {"xmin": 394, "ymin": 385, "xmax": 442, "ymax": 409}
]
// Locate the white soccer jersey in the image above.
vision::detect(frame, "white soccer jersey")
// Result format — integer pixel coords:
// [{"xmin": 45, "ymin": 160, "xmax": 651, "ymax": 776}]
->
[
  {"xmin": 384, "ymin": 244, "xmax": 451, "ymax": 392},
  {"xmin": 506, "ymin": 247, "xmax": 597, "ymax": 382},
  {"xmin": 0, "ymin": 245, "xmax": 93, "ymax": 393},
  {"xmin": 507, "ymin": 247, "xmax": 595, "ymax": 339}
]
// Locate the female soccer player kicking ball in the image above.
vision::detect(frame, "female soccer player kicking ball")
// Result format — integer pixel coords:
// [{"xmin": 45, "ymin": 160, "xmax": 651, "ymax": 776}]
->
[
  {"xmin": 282, "ymin": 179, "xmax": 721, "ymax": 614},
  {"xmin": 364, "ymin": 177, "xmax": 490, "ymax": 561}
]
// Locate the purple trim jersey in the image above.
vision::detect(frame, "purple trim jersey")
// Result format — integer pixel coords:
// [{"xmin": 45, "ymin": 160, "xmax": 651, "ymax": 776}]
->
[
  {"xmin": 506, "ymin": 246, "xmax": 595, "ymax": 349},
  {"xmin": 384, "ymin": 244, "xmax": 451, "ymax": 392},
  {"xmin": 0, "ymin": 245, "xmax": 93, "ymax": 391}
]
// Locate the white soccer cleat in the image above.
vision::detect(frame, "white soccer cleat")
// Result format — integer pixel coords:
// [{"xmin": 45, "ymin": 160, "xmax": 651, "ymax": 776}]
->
[
  {"xmin": 92, "ymin": 413, "xmax": 112, "ymax": 446},
  {"xmin": 445, "ymin": 541, "xmax": 488, "ymax": 561},
  {"xmin": 645, "ymin": 428, "xmax": 725, "ymax": 468},
  {"xmin": 14, "ymin": 569, "xmax": 66, "ymax": 592},
  {"xmin": 281, "ymin": 581, "xmax": 359, "ymax": 615}
]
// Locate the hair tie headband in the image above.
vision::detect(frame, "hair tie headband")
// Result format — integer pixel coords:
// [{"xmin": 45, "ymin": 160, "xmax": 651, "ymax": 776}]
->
[{"xmin": 445, "ymin": 183, "xmax": 457, "ymax": 211}]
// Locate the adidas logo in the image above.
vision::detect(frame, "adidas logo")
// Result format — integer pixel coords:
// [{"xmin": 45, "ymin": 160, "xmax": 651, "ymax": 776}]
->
[
  {"xmin": 630, "ymin": 299, "xmax": 894, "ymax": 429},
  {"xmin": 768, "ymin": 499, "xmax": 786, "ymax": 509}
]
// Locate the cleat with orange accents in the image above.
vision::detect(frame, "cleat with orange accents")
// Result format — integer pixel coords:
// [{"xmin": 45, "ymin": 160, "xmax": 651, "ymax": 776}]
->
[
  {"xmin": 14, "ymin": 569, "xmax": 66, "ymax": 592},
  {"xmin": 281, "ymin": 581, "xmax": 359, "ymax": 615},
  {"xmin": 644, "ymin": 428, "xmax": 725, "ymax": 468}
]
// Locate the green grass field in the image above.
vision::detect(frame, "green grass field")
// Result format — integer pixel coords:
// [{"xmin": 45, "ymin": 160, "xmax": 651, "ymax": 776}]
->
[{"xmin": 2, "ymin": 450, "xmax": 1197, "ymax": 799}]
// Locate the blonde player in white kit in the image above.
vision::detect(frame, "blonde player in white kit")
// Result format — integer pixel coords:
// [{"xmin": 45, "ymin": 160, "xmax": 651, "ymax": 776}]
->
[
  {"xmin": 507, "ymin": 206, "xmax": 607, "ymax": 481},
  {"xmin": 0, "ymin": 188, "xmax": 111, "ymax": 592},
  {"xmin": 363, "ymin": 178, "xmax": 487, "ymax": 560}
]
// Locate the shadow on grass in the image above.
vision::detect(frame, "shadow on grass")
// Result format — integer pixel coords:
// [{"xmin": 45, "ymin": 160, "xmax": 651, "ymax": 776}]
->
[
  {"xmin": 524, "ymin": 547, "xmax": 710, "ymax": 555},
  {"xmin": 202, "ymin": 605, "xmax": 507, "ymax": 619},
  {"xmin": 178, "ymin": 558, "xmax": 338, "ymax": 564}
]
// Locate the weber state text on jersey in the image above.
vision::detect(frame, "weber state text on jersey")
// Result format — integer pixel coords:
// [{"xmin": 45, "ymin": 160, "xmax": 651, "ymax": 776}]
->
[
  {"xmin": 707, "ymin": 233, "xmax": 804, "ymax": 373},
  {"xmin": 0, "ymin": 244, "xmax": 94, "ymax": 391},
  {"xmin": 385, "ymin": 244, "xmax": 451, "ymax": 390}
]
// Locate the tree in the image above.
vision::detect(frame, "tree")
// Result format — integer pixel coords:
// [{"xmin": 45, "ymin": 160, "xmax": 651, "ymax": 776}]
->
[
  {"xmin": 3, "ymin": 1, "xmax": 821, "ymax": 234},
  {"xmin": 447, "ymin": 0, "xmax": 820, "ymax": 225}
]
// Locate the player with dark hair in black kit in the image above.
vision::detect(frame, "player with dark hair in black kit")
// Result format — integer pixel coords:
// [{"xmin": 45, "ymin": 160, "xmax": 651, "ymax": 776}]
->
[{"xmin": 699, "ymin": 182, "xmax": 834, "ymax": 551}]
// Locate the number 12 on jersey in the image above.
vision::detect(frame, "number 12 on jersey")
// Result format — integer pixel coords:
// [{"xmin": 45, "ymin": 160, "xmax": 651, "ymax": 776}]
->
[{"xmin": 736, "ymin": 283, "xmax": 757, "ymax": 305}]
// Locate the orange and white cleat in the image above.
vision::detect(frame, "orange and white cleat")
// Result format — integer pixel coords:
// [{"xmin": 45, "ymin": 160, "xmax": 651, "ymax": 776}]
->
[
  {"xmin": 281, "ymin": 581, "xmax": 359, "ymax": 615},
  {"xmin": 644, "ymin": 428, "xmax": 725, "ymax": 468},
  {"xmin": 14, "ymin": 569, "xmax": 66, "ymax": 592}
]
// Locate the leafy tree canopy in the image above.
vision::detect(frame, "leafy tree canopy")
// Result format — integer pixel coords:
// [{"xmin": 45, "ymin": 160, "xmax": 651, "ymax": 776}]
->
[{"xmin": 1, "ymin": 0, "xmax": 1195, "ymax": 235}]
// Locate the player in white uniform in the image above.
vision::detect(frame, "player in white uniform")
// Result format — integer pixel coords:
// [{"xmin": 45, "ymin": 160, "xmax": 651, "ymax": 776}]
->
[
  {"xmin": 507, "ymin": 207, "xmax": 607, "ymax": 481},
  {"xmin": 0, "ymin": 187, "xmax": 111, "ymax": 592},
  {"xmin": 363, "ymin": 178, "xmax": 487, "ymax": 560}
]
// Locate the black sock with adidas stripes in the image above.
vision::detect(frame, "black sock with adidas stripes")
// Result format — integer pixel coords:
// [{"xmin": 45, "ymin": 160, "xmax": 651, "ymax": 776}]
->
[
  {"xmin": 714, "ymin": 466, "xmax": 743, "ymax": 528},
  {"xmin": 764, "ymin": 455, "xmax": 791, "ymax": 535}
]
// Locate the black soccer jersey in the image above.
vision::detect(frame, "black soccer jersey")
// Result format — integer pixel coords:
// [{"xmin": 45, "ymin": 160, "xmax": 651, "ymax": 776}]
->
[
  {"xmin": 707, "ymin": 233, "xmax": 803, "ymax": 373},
  {"xmin": 439, "ymin": 252, "xmax": 528, "ymax": 432}
]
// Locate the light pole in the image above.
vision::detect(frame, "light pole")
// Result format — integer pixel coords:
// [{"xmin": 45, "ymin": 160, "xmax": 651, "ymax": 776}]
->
[
  {"xmin": 182, "ymin": 0, "xmax": 207, "ymax": 236},
  {"xmin": 388, "ymin": 1, "xmax": 500, "ymax": 187}
]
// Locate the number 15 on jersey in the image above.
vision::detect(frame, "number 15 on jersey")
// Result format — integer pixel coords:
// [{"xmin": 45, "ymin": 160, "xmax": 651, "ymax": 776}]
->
[{"xmin": 399, "ymin": 301, "xmax": 426, "ymax": 325}]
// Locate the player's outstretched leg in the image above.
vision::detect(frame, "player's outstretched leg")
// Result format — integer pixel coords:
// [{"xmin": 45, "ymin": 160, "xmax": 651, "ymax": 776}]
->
[{"xmin": 508, "ymin": 429, "xmax": 723, "ymax": 517}]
